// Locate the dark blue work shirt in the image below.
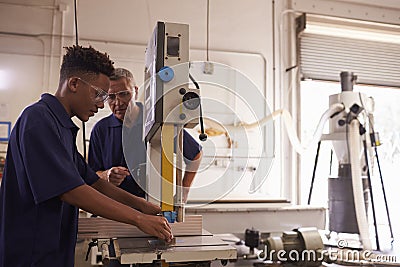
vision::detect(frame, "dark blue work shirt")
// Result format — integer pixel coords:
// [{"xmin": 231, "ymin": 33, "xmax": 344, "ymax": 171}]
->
[
  {"xmin": 88, "ymin": 102, "xmax": 201, "ymax": 198},
  {"xmin": 0, "ymin": 94, "xmax": 99, "ymax": 267}
]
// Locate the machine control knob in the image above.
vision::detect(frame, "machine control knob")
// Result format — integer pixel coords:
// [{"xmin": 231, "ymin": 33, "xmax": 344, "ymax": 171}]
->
[
  {"xmin": 182, "ymin": 92, "xmax": 200, "ymax": 110},
  {"xmin": 199, "ymin": 133, "xmax": 208, "ymax": 141},
  {"xmin": 179, "ymin": 88, "xmax": 186, "ymax": 95},
  {"xmin": 179, "ymin": 113, "xmax": 186, "ymax": 120},
  {"xmin": 158, "ymin": 66, "xmax": 174, "ymax": 82}
]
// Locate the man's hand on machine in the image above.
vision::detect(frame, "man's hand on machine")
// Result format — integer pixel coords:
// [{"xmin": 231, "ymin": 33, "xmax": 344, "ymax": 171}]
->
[{"xmin": 137, "ymin": 214, "xmax": 174, "ymax": 242}]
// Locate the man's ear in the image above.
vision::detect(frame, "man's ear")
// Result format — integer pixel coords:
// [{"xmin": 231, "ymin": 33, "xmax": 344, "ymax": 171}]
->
[{"xmin": 67, "ymin": 77, "xmax": 79, "ymax": 93}]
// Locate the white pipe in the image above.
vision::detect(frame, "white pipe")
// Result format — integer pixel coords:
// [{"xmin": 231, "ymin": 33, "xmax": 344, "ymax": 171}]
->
[
  {"xmin": 349, "ymin": 119, "xmax": 372, "ymax": 250},
  {"xmin": 230, "ymin": 103, "xmax": 345, "ymax": 154}
]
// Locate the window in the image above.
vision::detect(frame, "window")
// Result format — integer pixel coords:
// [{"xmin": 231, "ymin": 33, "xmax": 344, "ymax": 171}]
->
[
  {"xmin": 299, "ymin": 16, "xmax": 400, "ymax": 245},
  {"xmin": 301, "ymin": 80, "xmax": 400, "ymax": 247}
]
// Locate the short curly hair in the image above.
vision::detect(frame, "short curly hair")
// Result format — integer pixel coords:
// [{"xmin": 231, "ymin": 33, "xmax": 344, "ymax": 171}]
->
[{"xmin": 59, "ymin": 45, "xmax": 114, "ymax": 83}]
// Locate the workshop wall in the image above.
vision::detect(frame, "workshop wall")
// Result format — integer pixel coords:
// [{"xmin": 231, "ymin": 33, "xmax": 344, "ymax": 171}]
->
[
  {"xmin": 0, "ymin": 0, "xmax": 399, "ymax": 201},
  {"xmin": 0, "ymin": 0, "xmax": 274, "ymax": 146}
]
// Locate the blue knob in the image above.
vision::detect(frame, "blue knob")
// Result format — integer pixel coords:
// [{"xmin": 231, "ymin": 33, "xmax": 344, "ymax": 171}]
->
[{"xmin": 158, "ymin": 66, "xmax": 174, "ymax": 82}]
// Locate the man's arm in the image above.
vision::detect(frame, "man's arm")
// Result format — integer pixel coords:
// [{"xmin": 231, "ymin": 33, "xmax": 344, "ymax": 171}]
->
[
  {"xmin": 60, "ymin": 183, "xmax": 171, "ymax": 241},
  {"xmin": 91, "ymin": 178, "xmax": 160, "ymax": 215},
  {"xmin": 182, "ymin": 150, "xmax": 203, "ymax": 203}
]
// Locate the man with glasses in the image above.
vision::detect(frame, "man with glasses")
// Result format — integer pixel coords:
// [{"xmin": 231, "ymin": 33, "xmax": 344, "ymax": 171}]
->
[
  {"xmin": 0, "ymin": 46, "xmax": 172, "ymax": 267},
  {"xmin": 88, "ymin": 68, "xmax": 202, "ymax": 202}
]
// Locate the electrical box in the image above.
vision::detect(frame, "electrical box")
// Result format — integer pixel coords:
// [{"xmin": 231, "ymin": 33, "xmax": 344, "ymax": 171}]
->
[{"xmin": 143, "ymin": 21, "xmax": 200, "ymax": 143}]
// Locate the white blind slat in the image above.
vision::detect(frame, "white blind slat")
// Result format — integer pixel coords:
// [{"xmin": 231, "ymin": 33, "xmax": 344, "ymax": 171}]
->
[{"xmin": 300, "ymin": 32, "xmax": 400, "ymax": 88}]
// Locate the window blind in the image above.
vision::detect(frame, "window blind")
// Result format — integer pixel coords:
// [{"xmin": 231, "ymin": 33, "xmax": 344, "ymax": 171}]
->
[{"xmin": 300, "ymin": 32, "xmax": 400, "ymax": 88}]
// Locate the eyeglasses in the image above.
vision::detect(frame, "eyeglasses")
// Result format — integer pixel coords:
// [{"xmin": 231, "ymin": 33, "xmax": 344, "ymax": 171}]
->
[
  {"xmin": 76, "ymin": 77, "xmax": 109, "ymax": 103},
  {"xmin": 107, "ymin": 90, "xmax": 132, "ymax": 103}
]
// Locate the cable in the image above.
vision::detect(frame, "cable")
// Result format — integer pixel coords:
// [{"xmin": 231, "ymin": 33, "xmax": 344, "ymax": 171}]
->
[
  {"xmin": 198, "ymin": 103, "xmax": 207, "ymax": 141},
  {"xmin": 73, "ymin": 0, "xmax": 87, "ymax": 160},
  {"xmin": 74, "ymin": 0, "xmax": 78, "ymax": 46},
  {"xmin": 189, "ymin": 73, "xmax": 207, "ymax": 141},
  {"xmin": 189, "ymin": 73, "xmax": 200, "ymax": 90},
  {"xmin": 206, "ymin": 0, "xmax": 210, "ymax": 61}
]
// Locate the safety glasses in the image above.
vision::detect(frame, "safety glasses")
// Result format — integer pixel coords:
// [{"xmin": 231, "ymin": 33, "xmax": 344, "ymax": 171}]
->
[
  {"xmin": 107, "ymin": 90, "xmax": 132, "ymax": 103},
  {"xmin": 76, "ymin": 77, "xmax": 109, "ymax": 103}
]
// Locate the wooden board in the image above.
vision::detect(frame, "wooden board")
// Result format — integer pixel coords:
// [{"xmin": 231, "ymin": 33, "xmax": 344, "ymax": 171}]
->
[{"xmin": 78, "ymin": 215, "xmax": 203, "ymax": 239}]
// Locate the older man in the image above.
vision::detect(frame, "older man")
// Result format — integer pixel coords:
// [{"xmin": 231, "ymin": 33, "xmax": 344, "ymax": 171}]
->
[{"xmin": 88, "ymin": 68, "xmax": 202, "ymax": 202}]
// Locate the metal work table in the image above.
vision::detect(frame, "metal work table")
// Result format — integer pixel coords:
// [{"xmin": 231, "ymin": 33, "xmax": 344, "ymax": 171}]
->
[
  {"xmin": 78, "ymin": 216, "xmax": 237, "ymax": 266},
  {"xmin": 117, "ymin": 235, "xmax": 236, "ymax": 265}
]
